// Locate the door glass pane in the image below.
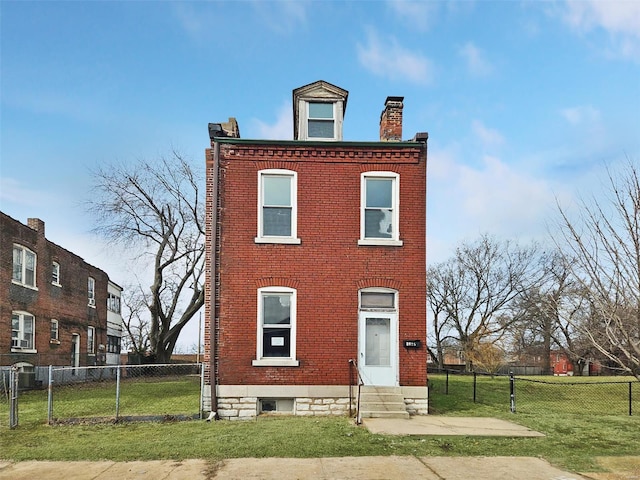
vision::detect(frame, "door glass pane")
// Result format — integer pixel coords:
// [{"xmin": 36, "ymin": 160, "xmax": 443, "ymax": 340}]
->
[
  {"xmin": 365, "ymin": 317, "xmax": 390, "ymax": 366},
  {"xmin": 361, "ymin": 292, "xmax": 395, "ymax": 309}
]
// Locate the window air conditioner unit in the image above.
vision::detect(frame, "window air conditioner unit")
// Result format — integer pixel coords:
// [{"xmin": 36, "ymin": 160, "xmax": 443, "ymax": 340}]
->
[
  {"xmin": 21, "ymin": 340, "xmax": 30, "ymax": 348},
  {"xmin": 88, "ymin": 298, "xmax": 95, "ymax": 306}
]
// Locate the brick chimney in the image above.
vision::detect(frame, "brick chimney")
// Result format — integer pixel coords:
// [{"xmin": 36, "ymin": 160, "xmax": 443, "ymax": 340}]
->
[
  {"xmin": 379, "ymin": 96, "xmax": 404, "ymax": 141},
  {"xmin": 27, "ymin": 218, "xmax": 45, "ymax": 236}
]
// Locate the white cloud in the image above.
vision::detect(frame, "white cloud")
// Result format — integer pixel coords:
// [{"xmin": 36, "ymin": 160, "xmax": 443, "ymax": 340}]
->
[
  {"xmin": 357, "ymin": 29, "xmax": 434, "ymax": 85},
  {"xmin": 427, "ymin": 147, "xmax": 561, "ymax": 263},
  {"xmin": 471, "ymin": 120, "xmax": 505, "ymax": 148},
  {"xmin": 251, "ymin": 0, "xmax": 308, "ymax": 34},
  {"xmin": 251, "ymin": 102, "xmax": 293, "ymax": 140},
  {"xmin": 560, "ymin": 105, "xmax": 601, "ymax": 125},
  {"xmin": 459, "ymin": 42, "xmax": 493, "ymax": 76},
  {"xmin": 387, "ymin": 0, "xmax": 439, "ymax": 31},
  {"xmin": 0, "ymin": 177, "xmax": 52, "ymax": 207},
  {"xmin": 562, "ymin": 0, "xmax": 640, "ymax": 61}
]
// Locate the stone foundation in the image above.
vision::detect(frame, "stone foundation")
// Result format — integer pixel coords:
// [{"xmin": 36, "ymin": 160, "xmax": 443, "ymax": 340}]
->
[{"xmin": 202, "ymin": 385, "xmax": 429, "ymax": 420}]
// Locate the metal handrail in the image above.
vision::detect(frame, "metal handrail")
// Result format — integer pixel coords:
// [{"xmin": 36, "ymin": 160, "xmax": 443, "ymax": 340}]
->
[{"xmin": 349, "ymin": 359, "xmax": 365, "ymax": 424}]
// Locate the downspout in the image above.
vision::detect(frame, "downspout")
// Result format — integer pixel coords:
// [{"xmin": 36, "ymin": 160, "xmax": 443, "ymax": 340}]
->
[{"xmin": 209, "ymin": 139, "xmax": 220, "ymax": 420}]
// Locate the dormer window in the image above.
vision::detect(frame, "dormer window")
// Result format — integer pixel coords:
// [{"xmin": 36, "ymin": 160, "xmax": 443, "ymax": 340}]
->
[
  {"xmin": 293, "ymin": 80, "xmax": 348, "ymax": 141},
  {"xmin": 307, "ymin": 102, "xmax": 335, "ymax": 139}
]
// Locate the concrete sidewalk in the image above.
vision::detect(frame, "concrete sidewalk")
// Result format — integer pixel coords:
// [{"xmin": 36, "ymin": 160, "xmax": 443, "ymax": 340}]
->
[
  {"xmin": 1, "ymin": 417, "xmax": 638, "ymax": 479},
  {"xmin": 1, "ymin": 456, "xmax": 628, "ymax": 480},
  {"xmin": 2, "ymin": 456, "xmax": 639, "ymax": 479}
]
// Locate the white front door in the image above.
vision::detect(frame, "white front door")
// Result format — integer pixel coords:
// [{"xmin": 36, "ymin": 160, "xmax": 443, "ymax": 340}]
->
[
  {"xmin": 358, "ymin": 312, "xmax": 397, "ymax": 386},
  {"xmin": 71, "ymin": 334, "xmax": 80, "ymax": 373}
]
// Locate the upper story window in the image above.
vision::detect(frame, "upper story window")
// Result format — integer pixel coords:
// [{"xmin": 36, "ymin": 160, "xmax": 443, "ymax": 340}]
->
[
  {"xmin": 359, "ymin": 172, "xmax": 403, "ymax": 247},
  {"xmin": 252, "ymin": 287, "xmax": 299, "ymax": 367},
  {"xmin": 307, "ymin": 102, "xmax": 336, "ymax": 139},
  {"xmin": 11, "ymin": 311, "xmax": 35, "ymax": 351},
  {"xmin": 88, "ymin": 277, "xmax": 96, "ymax": 307},
  {"xmin": 107, "ymin": 292, "xmax": 121, "ymax": 313},
  {"xmin": 52, "ymin": 262, "xmax": 61, "ymax": 286},
  {"xmin": 12, "ymin": 244, "xmax": 36, "ymax": 288},
  {"xmin": 255, "ymin": 169, "xmax": 300, "ymax": 245},
  {"xmin": 293, "ymin": 81, "xmax": 348, "ymax": 141}
]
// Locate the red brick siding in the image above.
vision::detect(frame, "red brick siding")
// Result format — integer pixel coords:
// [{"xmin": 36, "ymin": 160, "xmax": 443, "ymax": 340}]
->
[
  {"xmin": 1, "ymin": 212, "xmax": 110, "ymax": 366},
  {"xmin": 205, "ymin": 142, "xmax": 427, "ymax": 387}
]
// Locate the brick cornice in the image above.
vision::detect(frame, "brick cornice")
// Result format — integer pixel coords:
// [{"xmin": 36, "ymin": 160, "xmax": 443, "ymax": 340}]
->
[{"xmin": 219, "ymin": 143, "xmax": 422, "ymax": 164}]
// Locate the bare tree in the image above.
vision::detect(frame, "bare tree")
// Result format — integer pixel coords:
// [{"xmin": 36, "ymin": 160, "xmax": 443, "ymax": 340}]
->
[
  {"xmin": 89, "ymin": 151, "xmax": 205, "ymax": 363},
  {"xmin": 554, "ymin": 159, "xmax": 640, "ymax": 379},
  {"xmin": 120, "ymin": 286, "xmax": 151, "ymax": 356},
  {"xmin": 428, "ymin": 235, "xmax": 541, "ymax": 371}
]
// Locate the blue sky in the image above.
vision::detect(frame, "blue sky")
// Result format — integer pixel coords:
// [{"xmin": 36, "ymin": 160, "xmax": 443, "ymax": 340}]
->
[{"xmin": 2, "ymin": 1, "xmax": 639, "ymax": 350}]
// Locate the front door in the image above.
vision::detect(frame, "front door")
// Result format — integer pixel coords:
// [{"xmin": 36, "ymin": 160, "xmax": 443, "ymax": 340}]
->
[
  {"xmin": 71, "ymin": 334, "xmax": 80, "ymax": 374},
  {"xmin": 358, "ymin": 312, "xmax": 397, "ymax": 386}
]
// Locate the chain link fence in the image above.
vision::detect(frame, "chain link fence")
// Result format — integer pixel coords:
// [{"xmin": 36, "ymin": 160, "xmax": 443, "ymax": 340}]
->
[
  {"xmin": 2, "ymin": 363, "xmax": 204, "ymax": 428},
  {"xmin": 428, "ymin": 368, "xmax": 639, "ymax": 416}
]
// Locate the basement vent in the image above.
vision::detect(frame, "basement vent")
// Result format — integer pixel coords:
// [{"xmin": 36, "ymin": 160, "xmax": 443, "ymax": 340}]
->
[{"xmin": 259, "ymin": 398, "xmax": 294, "ymax": 414}]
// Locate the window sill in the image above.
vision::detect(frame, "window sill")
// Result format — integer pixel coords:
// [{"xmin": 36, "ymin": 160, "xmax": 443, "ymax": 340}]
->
[
  {"xmin": 52, "ymin": 282, "xmax": 62, "ymax": 288},
  {"xmin": 358, "ymin": 239, "xmax": 403, "ymax": 247},
  {"xmin": 252, "ymin": 359, "xmax": 300, "ymax": 367},
  {"xmin": 11, "ymin": 280, "xmax": 38, "ymax": 291},
  {"xmin": 50, "ymin": 340, "xmax": 60, "ymax": 345},
  {"xmin": 11, "ymin": 348, "xmax": 37, "ymax": 354},
  {"xmin": 254, "ymin": 237, "xmax": 302, "ymax": 245}
]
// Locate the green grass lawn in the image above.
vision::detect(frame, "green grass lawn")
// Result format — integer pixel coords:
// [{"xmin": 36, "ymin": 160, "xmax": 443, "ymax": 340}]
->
[{"xmin": 1, "ymin": 374, "xmax": 639, "ymax": 474}]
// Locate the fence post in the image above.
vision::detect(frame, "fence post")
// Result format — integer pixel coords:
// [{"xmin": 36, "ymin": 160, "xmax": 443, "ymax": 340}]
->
[
  {"xmin": 509, "ymin": 372, "xmax": 516, "ymax": 413},
  {"xmin": 115, "ymin": 365, "xmax": 121, "ymax": 420},
  {"xmin": 47, "ymin": 365, "xmax": 53, "ymax": 424},
  {"xmin": 473, "ymin": 372, "xmax": 477, "ymax": 403},
  {"xmin": 445, "ymin": 370, "xmax": 449, "ymax": 395},
  {"xmin": 629, "ymin": 382, "xmax": 633, "ymax": 416},
  {"xmin": 9, "ymin": 366, "xmax": 18, "ymax": 429}
]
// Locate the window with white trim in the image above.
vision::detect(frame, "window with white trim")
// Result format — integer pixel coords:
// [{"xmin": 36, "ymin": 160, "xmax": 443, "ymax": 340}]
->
[
  {"xmin": 87, "ymin": 326, "xmax": 95, "ymax": 354},
  {"xmin": 307, "ymin": 102, "xmax": 336, "ymax": 139},
  {"xmin": 359, "ymin": 172, "xmax": 403, "ymax": 246},
  {"xmin": 52, "ymin": 262, "xmax": 61, "ymax": 286},
  {"xmin": 107, "ymin": 292, "xmax": 121, "ymax": 313},
  {"xmin": 12, "ymin": 245, "xmax": 36, "ymax": 288},
  {"xmin": 256, "ymin": 170, "xmax": 300, "ymax": 244},
  {"xmin": 88, "ymin": 277, "xmax": 96, "ymax": 307},
  {"xmin": 50, "ymin": 319, "xmax": 59, "ymax": 342},
  {"xmin": 11, "ymin": 311, "xmax": 35, "ymax": 351},
  {"xmin": 253, "ymin": 287, "xmax": 299, "ymax": 367}
]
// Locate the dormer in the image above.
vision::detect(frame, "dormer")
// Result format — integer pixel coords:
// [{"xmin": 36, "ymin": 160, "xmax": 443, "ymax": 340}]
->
[{"xmin": 293, "ymin": 81, "xmax": 349, "ymax": 141}]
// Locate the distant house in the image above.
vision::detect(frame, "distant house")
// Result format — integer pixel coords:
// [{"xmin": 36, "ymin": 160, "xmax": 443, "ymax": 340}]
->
[
  {"xmin": 0, "ymin": 212, "xmax": 123, "ymax": 386},
  {"xmin": 203, "ymin": 81, "xmax": 429, "ymax": 420}
]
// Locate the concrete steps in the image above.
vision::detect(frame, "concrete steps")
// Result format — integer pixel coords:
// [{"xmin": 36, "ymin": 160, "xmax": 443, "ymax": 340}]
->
[{"xmin": 358, "ymin": 386, "xmax": 409, "ymax": 419}]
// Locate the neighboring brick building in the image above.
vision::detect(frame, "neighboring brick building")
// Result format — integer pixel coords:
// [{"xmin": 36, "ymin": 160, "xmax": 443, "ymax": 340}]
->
[
  {"xmin": 204, "ymin": 81, "xmax": 428, "ymax": 419},
  {"xmin": 0, "ymin": 212, "xmax": 123, "ymax": 385}
]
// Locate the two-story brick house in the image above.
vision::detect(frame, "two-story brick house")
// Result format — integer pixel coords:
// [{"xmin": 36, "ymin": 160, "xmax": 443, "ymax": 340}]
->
[
  {"xmin": 203, "ymin": 81, "xmax": 428, "ymax": 420},
  {"xmin": 0, "ymin": 212, "xmax": 123, "ymax": 385}
]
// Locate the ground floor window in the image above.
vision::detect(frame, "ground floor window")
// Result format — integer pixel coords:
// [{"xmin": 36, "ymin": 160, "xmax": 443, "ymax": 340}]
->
[
  {"xmin": 253, "ymin": 287, "xmax": 298, "ymax": 366},
  {"xmin": 11, "ymin": 311, "xmax": 35, "ymax": 350}
]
